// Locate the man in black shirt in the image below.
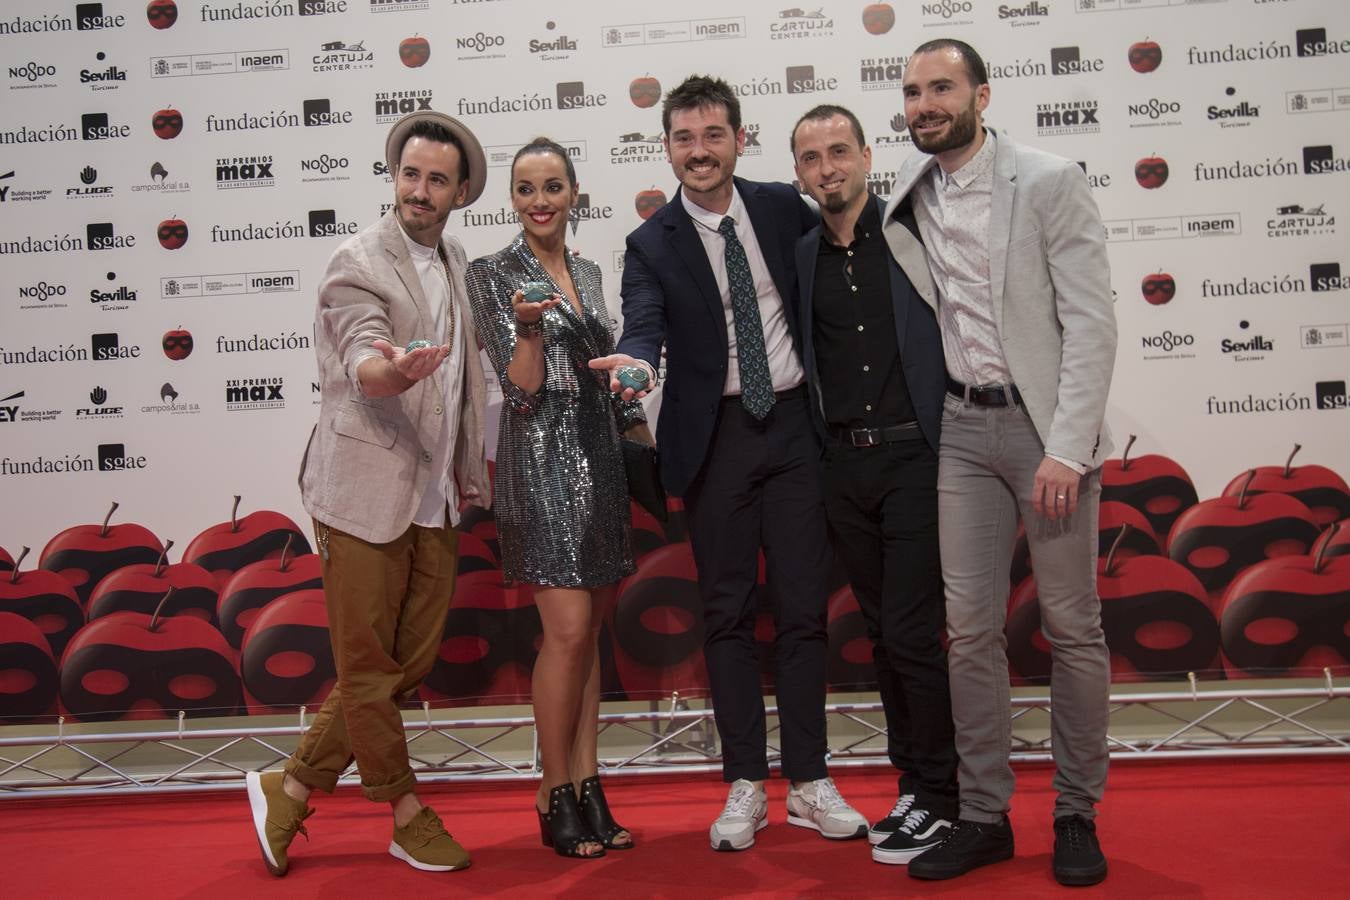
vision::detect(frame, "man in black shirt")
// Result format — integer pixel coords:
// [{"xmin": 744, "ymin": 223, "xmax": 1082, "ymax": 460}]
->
[{"xmin": 790, "ymin": 105, "xmax": 957, "ymax": 866}]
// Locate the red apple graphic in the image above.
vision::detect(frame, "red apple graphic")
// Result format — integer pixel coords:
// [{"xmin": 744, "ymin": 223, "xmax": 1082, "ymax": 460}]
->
[
  {"xmin": 87, "ymin": 539, "xmax": 219, "ymax": 628},
  {"xmin": 862, "ymin": 2, "xmax": 895, "ymax": 35},
  {"xmin": 1, "ymin": 545, "xmax": 14, "ymax": 575},
  {"xmin": 1141, "ymin": 272, "xmax": 1176, "ymax": 306},
  {"xmin": 184, "ymin": 495, "xmax": 312, "ymax": 589},
  {"xmin": 1098, "ymin": 500, "xmax": 1161, "ymax": 559},
  {"xmin": 0, "ymin": 611, "xmax": 59, "ymax": 722},
  {"xmin": 58, "ymin": 588, "xmax": 241, "ymax": 721},
  {"xmin": 1005, "ymin": 575, "xmax": 1049, "ymax": 685},
  {"xmin": 635, "ymin": 188, "xmax": 667, "ymax": 220},
  {"xmin": 0, "ymin": 546, "xmax": 85, "ymax": 658},
  {"xmin": 157, "ymin": 217, "xmax": 188, "ymax": 249},
  {"xmin": 1219, "ymin": 522, "xmax": 1350, "ymax": 677},
  {"xmin": 39, "ymin": 502, "xmax": 164, "ymax": 608},
  {"xmin": 1102, "ymin": 434, "xmax": 1199, "ymax": 540},
  {"xmin": 399, "ymin": 34, "xmax": 430, "ymax": 68},
  {"xmin": 456, "ymin": 504, "xmax": 501, "ymax": 567},
  {"xmin": 162, "ymin": 327, "xmax": 193, "ymax": 360},
  {"xmin": 1167, "ymin": 471, "xmax": 1321, "ymax": 600},
  {"xmin": 1097, "ymin": 525, "xmax": 1220, "ymax": 682},
  {"xmin": 1220, "ymin": 444, "xmax": 1350, "ymax": 528},
  {"xmin": 607, "ymin": 542, "xmax": 705, "ymax": 698},
  {"xmin": 824, "ymin": 585, "xmax": 874, "ymax": 689},
  {"xmin": 1128, "ymin": 39, "xmax": 1162, "ymax": 73},
  {"xmin": 1324, "ymin": 517, "xmax": 1350, "ymax": 561},
  {"xmin": 629, "ymin": 75, "xmax": 661, "ymax": 109},
  {"xmin": 239, "ymin": 588, "xmax": 334, "ymax": 711},
  {"xmin": 1134, "ymin": 155, "xmax": 1168, "ymax": 189},
  {"xmin": 152, "ymin": 107, "xmax": 183, "ymax": 139},
  {"xmin": 420, "ymin": 570, "xmax": 542, "ymax": 706},
  {"xmin": 217, "ymin": 535, "xmax": 322, "ymax": 650},
  {"xmin": 146, "ymin": 0, "xmax": 177, "ymax": 29}
]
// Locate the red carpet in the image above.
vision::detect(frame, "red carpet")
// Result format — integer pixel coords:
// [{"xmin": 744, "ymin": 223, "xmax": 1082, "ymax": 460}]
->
[{"xmin": 6, "ymin": 759, "xmax": 1348, "ymax": 898}]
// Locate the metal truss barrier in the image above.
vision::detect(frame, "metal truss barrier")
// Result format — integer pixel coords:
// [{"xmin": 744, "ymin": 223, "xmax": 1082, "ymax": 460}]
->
[{"xmin": 2, "ymin": 675, "xmax": 1347, "ymax": 799}]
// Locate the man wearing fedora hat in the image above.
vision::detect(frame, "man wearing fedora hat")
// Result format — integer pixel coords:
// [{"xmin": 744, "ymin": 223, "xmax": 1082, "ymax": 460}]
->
[{"xmin": 245, "ymin": 111, "xmax": 491, "ymax": 876}]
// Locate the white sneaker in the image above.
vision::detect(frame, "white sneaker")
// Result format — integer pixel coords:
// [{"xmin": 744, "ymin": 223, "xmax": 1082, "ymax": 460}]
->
[
  {"xmin": 710, "ymin": 778, "xmax": 768, "ymax": 851},
  {"xmin": 786, "ymin": 777, "xmax": 868, "ymax": 840}
]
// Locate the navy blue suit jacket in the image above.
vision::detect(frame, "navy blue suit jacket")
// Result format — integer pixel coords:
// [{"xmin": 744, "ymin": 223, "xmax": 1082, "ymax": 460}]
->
[
  {"xmin": 617, "ymin": 177, "xmax": 818, "ymax": 496},
  {"xmin": 793, "ymin": 193, "xmax": 945, "ymax": 453}
]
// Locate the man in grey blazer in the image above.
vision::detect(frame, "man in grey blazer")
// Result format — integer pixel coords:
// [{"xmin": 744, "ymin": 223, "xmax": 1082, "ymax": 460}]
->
[
  {"xmin": 245, "ymin": 111, "xmax": 491, "ymax": 877},
  {"xmin": 885, "ymin": 40, "xmax": 1116, "ymax": 886}
]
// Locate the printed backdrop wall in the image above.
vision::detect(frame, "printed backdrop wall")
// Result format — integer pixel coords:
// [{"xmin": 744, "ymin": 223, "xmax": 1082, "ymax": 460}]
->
[{"xmin": 2, "ymin": 0, "xmax": 1349, "ymax": 723}]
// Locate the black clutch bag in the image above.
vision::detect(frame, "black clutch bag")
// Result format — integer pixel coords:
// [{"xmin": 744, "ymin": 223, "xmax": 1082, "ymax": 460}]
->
[{"xmin": 620, "ymin": 438, "xmax": 667, "ymax": 522}]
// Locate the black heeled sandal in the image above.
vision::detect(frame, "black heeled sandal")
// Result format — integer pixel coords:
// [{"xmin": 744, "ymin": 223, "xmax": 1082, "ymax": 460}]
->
[
  {"xmin": 537, "ymin": 782, "xmax": 606, "ymax": 859},
  {"xmin": 578, "ymin": 775, "xmax": 633, "ymax": 850}
]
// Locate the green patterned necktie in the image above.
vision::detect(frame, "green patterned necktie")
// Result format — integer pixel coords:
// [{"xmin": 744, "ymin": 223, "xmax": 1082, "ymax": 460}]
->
[{"xmin": 719, "ymin": 216, "xmax": 775, "ymax": 419}]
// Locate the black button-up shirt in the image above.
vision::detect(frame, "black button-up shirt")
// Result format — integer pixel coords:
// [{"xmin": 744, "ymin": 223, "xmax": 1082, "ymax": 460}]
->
[{"xmin": 811, "ymin": 196, "xmax": 915, "ymax": 429}]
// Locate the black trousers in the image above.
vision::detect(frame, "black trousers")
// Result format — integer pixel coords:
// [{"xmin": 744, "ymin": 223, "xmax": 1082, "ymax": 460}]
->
[
  {"xmin": 683, "ymin": 388, "xmax": 831, "ymax": 783},
  {"xmin": 821, "ymin": 433, "xmax": 959, "ymax": 816}
]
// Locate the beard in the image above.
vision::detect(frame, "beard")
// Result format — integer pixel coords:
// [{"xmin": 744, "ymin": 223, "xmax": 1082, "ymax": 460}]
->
[{"xmin": 909, "ymin": 102, "xmax": 980, "ymax": 155}]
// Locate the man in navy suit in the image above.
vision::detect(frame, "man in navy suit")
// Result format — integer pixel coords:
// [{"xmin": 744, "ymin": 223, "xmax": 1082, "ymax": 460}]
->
[
  {"xmin": 790, "ymin": 105, "xmax": 957, "ymax": 867},
  {"xmin": 591, "ymin": 75, "xmax": 867, "ymax": 852}
]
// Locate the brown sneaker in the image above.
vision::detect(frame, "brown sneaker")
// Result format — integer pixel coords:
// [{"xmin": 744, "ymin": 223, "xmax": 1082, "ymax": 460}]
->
[
  {"xmin": 246, "ymin": 771, "xmax": 314, "ymax": 877},
  {"xmin": 389, "ymin": 806, "xmax": 471, "ymax": 872}
]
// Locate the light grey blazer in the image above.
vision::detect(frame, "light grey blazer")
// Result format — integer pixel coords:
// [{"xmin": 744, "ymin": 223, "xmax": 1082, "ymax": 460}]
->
[
  {"xmin": 882, "ymin": 127, "xmax": 1116, "ymax": 468},
  {"xmin": 299, "ymin": 210, "xmax": 491, "ymax": 544}
]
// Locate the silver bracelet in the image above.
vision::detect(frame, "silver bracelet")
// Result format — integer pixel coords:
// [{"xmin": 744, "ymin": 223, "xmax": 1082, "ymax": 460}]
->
[{"xmin": 514, "ymin": 319, "xmax": 543, "ymax": 339}]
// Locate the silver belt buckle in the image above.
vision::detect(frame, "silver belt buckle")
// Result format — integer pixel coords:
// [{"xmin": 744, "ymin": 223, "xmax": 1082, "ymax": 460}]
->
[{"xmin": 850, "ymin": 428, "xmax": 878, "ymax": 448}]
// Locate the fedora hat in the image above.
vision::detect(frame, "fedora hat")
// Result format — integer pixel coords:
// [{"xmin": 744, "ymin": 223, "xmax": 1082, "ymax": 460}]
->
[{"xmin": 384, "ymin": 110, "xmax": 487, "ymax": 209}]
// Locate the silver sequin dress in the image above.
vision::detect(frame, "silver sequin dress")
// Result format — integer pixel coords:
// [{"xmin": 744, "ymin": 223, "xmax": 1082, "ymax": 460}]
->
[{"xmin": 466, "ymin": 233, "xmax": 647, "ymax": 588}]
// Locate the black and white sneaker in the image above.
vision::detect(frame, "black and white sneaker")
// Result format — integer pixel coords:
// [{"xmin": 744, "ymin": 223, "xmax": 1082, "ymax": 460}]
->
[
  {"xmin": 871, "ymin": 804, "xmax": 952, "ymax": 865},
  {"xmin": 868, "ymin": 793, "xmax": 915, "ymax": 846}
]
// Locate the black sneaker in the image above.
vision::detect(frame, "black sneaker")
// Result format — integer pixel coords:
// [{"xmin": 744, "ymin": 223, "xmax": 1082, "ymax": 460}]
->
[
  {"xmin": 871, "ymin": 804, "xmax": 952, "ymax": 865},
  {"xmin": 1053, "ymin": 814, "xmax": 1107, "ymax": 886},
  {"xmin": 868, "ymin": 793, "xmax": 914, "ymax": 845},
  {"xmin": 907, "ymin": 816, "xmax": 1014, "ymax": 881}
]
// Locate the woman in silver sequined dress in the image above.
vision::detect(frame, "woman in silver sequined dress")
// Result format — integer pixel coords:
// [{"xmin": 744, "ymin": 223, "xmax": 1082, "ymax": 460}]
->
[{"xmin": 466, "ymin": 138, "xmax": 650, "ymax": 860}]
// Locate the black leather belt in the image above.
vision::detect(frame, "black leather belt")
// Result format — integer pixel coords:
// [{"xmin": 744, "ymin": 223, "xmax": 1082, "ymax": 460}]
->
[
  {"xmin": 946, "ymin": 376, "xmax": 1023, "ymax": 407},
  {"xmin": 830, "ymin": 420, "xmax": 921, "ymax": 447}
]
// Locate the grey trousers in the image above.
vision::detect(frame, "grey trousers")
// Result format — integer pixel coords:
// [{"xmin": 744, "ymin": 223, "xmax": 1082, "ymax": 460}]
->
[{"xmin": 937, "ymin": 392, "xmax": 1109, "ymax": 823}]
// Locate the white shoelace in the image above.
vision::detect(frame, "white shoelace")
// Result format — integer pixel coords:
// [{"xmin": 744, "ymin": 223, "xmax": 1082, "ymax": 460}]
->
[
  {"xmin": 886, "ymin": 793, "xmax": 917, "ymax": 820},
  {"xmin": 807, "ymin": 777, "xmax": 849, "ymax": 811},
  {"xmin": 721, "ymin": 783, "xmax": 762, "ymax": 819},
  {"xmin": 899, "ymin": 807, "xmax": 931, "ymax": 835}
]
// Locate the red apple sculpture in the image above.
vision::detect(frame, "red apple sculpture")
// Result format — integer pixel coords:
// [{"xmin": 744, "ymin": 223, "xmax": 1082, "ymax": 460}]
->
[
  {"xmin": 1102, "ymin": 434, "xmax": 1199, "ymax": 542},
  {"xmin": 1167, "ymin": 471, "xmax": 1321, "ymax": 599},
  {"xmin": 239, "ymin": 588, "xmax": 335, "ymax": 712},
  {"xmin": 184, "ymin": 495, "xmax": 312, "ymax": 589},
  {"xmin": 1219, "ymin": 522, "xmax": 1350, "ymax": 677},
  {"xmin": 217, "ymin": 535, "xmax": 322, "ymax": 650},
  {"xmin": 87, "ymin": 539, "xmax": 219, "ymax": 628},
  {"xmin": 0, "ymin": 611, "xmax": 59, "ymax": 722},
  {"xmin": 1097, "ymin": 525, "xmax": 1220, "ymax": 681},
  {"xmin": 59, "ymin": 588, "xmax": 240, "ymax": 721},
  {"xmin": 1220, "ymin": 444, "xmax": 1350, "ymax": 528},
  {"xmin": 40, "ymin": 501, "xmax": 164, "ymax": 608},
  {"xmin": 1, "ymin": 546, "xmax": 85, "ymax": 657},
  {"xmin": 420, "ymin": 570, "xmax": 540, "ymax": 706}
]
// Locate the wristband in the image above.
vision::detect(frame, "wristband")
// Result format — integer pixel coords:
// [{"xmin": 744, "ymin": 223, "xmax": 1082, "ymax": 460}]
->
[{"xmin": 514, "ymin": 319, "xmax": 544, "ymax": 339}]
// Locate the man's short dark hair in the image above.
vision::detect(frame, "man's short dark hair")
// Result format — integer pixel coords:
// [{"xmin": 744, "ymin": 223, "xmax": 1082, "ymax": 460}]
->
[
  {"xmin": 911, "ymin": 38, "xmax": 989, "ymax": 86},
  {"xmin": 790, "ymin": 104, "xmax": 866, "ymax": 156},
  {"xmin": 662, "ymin": 74, "xmax": 741, "ymax": 136},
  {"xmin": 398, "ymin": 119, "xmax": 469, "ymax": 185}
]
